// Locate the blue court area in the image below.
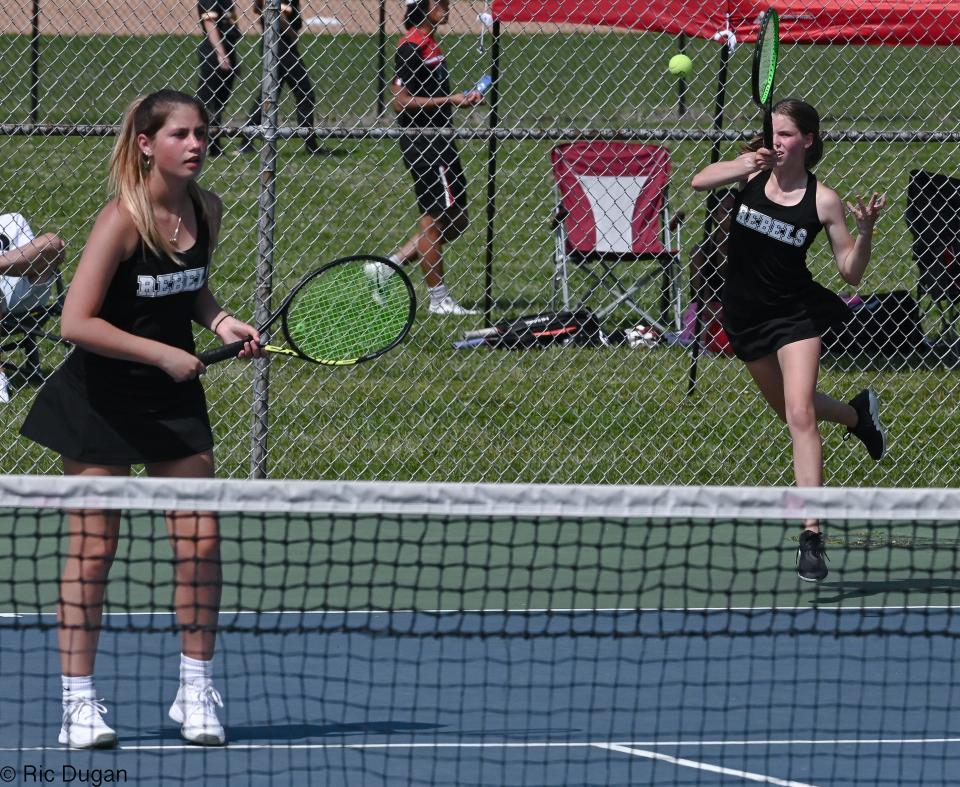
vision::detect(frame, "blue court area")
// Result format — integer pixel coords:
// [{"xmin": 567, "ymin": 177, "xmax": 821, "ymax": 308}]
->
[{"xmin": 2, "ymin": 609, "xmax": 960, "ymax": 786}]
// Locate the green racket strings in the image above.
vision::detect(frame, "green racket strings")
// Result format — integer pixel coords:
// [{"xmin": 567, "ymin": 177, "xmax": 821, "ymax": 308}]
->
[
  {"xmin": 758, "ymin": 17, "xmax": 778, "ymax": 103},
  {"xmin": 286, "ymin": 262, "xmax": 410, "ymax": 362}
]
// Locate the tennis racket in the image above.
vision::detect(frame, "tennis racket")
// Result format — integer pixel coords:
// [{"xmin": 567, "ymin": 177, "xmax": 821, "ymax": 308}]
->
[
  {"xmin": 752, "ymin": 7, "xmax": 779, "ymax": 150},
  {"xmin": 199, "ymin": 254, "xmax": 416, "ymax": 367}
]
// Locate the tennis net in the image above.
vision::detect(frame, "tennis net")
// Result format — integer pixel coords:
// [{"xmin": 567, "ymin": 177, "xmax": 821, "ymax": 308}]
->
[{"xmin": 1, "ymin": 475, "xmax": 959, "ymax": 786}]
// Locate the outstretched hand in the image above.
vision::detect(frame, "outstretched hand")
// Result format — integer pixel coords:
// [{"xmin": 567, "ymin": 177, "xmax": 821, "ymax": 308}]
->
[{"xmin": 847, "ymin": 192, "xmax": 887, "ymax": 234}]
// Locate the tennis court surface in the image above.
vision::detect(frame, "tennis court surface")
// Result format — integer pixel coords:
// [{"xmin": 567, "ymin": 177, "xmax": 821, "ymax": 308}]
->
[{"xmin": 1, "ymin": 476, "xmax": 959, "ymax": 786}]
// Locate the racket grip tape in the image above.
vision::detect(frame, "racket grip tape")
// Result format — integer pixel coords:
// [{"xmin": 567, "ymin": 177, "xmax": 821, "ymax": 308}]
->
[{"xmin": 198, "ymin": 340, "xmax": 249, "ymax": 365}]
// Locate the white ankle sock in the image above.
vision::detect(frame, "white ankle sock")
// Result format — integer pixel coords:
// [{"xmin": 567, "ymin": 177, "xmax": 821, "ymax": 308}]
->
[
  {"xmin": 428, "ymin": 284, "xmax": 450, "ymax": 304},
  {"xmin": 180, "ymin": 654, "xmax": 213, "ymax": 687},
  {"xmin": 62, "ymin": 675, "xmax": 95, "ymax": 702}
]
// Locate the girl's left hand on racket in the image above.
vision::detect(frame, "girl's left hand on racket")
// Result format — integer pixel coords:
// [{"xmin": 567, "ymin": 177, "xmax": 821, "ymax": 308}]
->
[{"xmin": 199, "ymin": 254, "xmax": 417, "ymax": 368}]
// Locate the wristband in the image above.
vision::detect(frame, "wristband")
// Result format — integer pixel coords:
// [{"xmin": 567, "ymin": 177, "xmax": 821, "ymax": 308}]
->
[{"xmin": 211, "ymin": 312, "xmax": 230, "ymax": 332}]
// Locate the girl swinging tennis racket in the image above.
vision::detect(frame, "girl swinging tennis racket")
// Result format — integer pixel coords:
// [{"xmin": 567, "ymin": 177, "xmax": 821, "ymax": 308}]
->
[{"xmin": 691, "ymin": 98, "xmax": 886, "ymax": 582}]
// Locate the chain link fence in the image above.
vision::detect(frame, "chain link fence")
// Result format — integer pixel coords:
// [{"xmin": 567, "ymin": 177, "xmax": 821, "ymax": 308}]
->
[{"xmin": 0, "ymin": 0, "xmax": 957, "ymax": 486}]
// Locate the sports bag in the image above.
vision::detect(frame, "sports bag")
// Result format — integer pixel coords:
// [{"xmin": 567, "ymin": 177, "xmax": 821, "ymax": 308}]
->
[{"xmin": 482, "ymin": 310, "xmax": 604, "ymax": 349}]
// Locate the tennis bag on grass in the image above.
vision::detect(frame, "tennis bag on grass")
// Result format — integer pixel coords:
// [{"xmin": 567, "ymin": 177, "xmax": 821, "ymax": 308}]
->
[
  {"xmin": 479, "ymin": 310, "xmax": 604, "ymax": 349},
  {"xmin": 823, "ymin": 290, "xmax": 924, "ymax": 356}
]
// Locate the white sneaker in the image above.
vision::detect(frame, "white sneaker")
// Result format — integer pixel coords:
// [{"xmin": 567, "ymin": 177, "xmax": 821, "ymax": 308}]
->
[
  {"xmin": 364, "ymin": 261, "xmax": 398, "ymax": 305},
  {"xmin": 363, "ymin": 260, "xmax": 396, "ymax": 288},
  {"xmin": 58, "ymin": 696, "xmax": 117, "ymax": 749},
  {"xmin": 428, "ymin": 296, "xmax": 477, "ymax": 316},
  {"xmin": 169, "ymin": 682, "xmax": 226, "ymax": 745},
  {"xmin": 0, "ymin": 371, "xmax": 9, "ymax": 404}
]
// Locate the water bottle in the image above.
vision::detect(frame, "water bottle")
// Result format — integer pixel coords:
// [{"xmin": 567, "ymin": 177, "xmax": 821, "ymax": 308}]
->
[{"xmin": 473, "ymin": 75, "xmax": 493, "ymax": 95}]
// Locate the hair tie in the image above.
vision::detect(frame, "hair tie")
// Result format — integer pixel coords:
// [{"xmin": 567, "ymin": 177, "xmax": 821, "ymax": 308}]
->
[{"xmin": 212, "ymin": 312, "xmax": 230, "ymax": 332}]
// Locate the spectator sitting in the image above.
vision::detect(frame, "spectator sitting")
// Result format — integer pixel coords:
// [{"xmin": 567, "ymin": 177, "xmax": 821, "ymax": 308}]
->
[{"xmin": 0, "ymin": 213, "xmax": 64, "ymax": 401}]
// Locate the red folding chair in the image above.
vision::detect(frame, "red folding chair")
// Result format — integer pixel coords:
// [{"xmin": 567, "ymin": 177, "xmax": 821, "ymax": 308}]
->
[{"xmin": 551, "ymin": 141, "xmax": 682, "ymax": 332}]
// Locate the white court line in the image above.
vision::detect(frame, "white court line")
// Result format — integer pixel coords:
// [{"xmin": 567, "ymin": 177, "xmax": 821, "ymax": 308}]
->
[
  {"xmin": 595, "ymin": 742, "xmax": 819, "ymax": 787},
  {"xmin": 4, "ymin": 737, "xmax": 960, "ymax": 753}
]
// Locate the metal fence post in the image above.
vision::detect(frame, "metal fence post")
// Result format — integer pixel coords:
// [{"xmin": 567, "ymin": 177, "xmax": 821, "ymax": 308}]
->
[{"xmin": 250, "ymin": 0, "xmax": 283, "ymax": 478}]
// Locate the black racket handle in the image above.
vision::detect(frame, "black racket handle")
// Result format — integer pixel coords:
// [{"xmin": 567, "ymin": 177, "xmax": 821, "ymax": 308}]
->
[{"xmin": 198, "ymin": 339, "xmax": 251, "ymax": 365}]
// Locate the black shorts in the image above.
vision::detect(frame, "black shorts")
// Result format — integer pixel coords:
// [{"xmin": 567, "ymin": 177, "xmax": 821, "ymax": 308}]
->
[
  {"xmin": 399, "ymin": 135, "xmax": 468, "ymax": 221},
  {"xmin": 20, "ymin": 363, "xmax": 213, "ymax": 465}
]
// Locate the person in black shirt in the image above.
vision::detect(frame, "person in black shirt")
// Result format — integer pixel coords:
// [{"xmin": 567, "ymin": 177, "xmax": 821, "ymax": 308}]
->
[
  {"xmin": 692, "ymin": 98, "xmax": 886, "ymax": 581},
  {"xmin": 21, "ymin": 90, "xmax": 261, "ymax": 747},
  {"xmin": 239, "ymin": 0, "xmax": 330, "ymax": 156},
  {"xmin": 196, "ymin": 0, "xmax": 240, "ymax": 156},
  {"xmin": 365, "ymin": 0, "xmax": 483, "ymax": 315}
]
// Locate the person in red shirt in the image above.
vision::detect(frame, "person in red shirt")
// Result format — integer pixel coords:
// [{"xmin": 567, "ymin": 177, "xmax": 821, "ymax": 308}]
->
[{"xmin": 365, "ymin": 0, "xmax": 484, "ymax": 315}]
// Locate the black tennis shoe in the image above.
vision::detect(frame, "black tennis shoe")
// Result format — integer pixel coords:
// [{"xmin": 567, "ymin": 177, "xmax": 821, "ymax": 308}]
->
[
  {"xmin": 846, "ymin": 388, "xmax": 886, "ymax": 461},
  {"xmin": 797, "ymin": 530, "xmax": 828, "ymax": 582}
]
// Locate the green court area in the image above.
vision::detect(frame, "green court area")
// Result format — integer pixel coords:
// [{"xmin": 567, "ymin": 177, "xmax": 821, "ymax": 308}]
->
[
  {"xmin": 0, "ymin": 32, "xmax": 958, "ymax": 486},
  {"xmin": 3, "ymin": 509, "xmax": 960, "ymax": 612}
]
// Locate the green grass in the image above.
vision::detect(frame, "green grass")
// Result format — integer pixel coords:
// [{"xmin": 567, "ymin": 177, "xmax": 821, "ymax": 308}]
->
[{"xmin": 0, "ymin": 32, "xmax": 957, "ymax": 486}]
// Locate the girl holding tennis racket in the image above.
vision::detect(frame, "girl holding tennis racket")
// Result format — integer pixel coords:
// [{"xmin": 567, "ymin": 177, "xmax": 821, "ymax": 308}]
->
[
  {"xmin": 21, "ymin": 89, "xmax": 261, "ymax": 747},
  {"xmin": 691, "ymin": 98, "xmax": 886, "ymax": 582}
]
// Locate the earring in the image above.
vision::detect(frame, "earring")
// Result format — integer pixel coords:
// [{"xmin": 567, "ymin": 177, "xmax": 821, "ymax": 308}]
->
[{"xmin": 143, "ymin": 154, "xmax": 152, "ymax": 171}]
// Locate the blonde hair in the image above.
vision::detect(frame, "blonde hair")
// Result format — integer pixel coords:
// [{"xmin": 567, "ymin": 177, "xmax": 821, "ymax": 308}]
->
[{"xmin": 108, "ymin": 89, "xmax": 216, "ymax": 262}]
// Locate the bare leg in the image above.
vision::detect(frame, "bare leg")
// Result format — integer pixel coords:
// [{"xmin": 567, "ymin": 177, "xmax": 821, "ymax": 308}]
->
[
  {"xmin": 745, "ymin": 352, "xmax": 858, "ymax": 428},
  {"xmin": 393, "ymin": 231, "xmax": 422, "ymax": 266},
  {"xmin": 744, "ymin": 339, "xmax": 859, "ymax": 531},
  {"xmin": 416, "ymin": 214, "xmax": 446, "ymax": 289},
  {"xmin": 777, "ymin": 338, "xmax": 826, "ymax": 490},
  {"xmin": 58, "ymin": 459, "xmax": 128, "ymax": 677},
  {"xmin": 147, "ymin": 451, "xmax": 220, "ymax": 660}
]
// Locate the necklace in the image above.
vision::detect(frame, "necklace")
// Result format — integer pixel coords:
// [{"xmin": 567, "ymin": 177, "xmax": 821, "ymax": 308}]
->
[{"xmin": 170, "ymin": 213, "xmax": 183, "ymax": 244}]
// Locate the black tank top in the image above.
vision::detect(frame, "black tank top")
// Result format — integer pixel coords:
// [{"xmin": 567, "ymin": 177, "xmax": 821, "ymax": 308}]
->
[
  {"xmin": 64, "ymin": 197, "xmax": 211, "ymax": 404},
  {"xmin": 723, "ymin": 170, "xmax": 823, "ymax": 315}
]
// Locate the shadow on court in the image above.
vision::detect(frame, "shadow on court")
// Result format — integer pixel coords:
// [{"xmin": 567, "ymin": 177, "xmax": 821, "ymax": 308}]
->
[
  {"xmin": 813, "ymin": 577, "xmax": 960, "ymax": 603},
  {"xmin": 139, "ymin": 720, "xmax": 444, "ymax": 742}
]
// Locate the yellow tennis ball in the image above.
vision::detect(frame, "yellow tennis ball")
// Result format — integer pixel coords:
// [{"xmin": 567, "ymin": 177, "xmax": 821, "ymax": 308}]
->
[{"xmin": 668, "ymin": 54, "xmax": 693, "ymax": 77}]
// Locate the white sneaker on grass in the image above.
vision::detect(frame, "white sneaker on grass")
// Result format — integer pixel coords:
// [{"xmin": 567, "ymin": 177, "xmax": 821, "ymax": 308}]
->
[
  {"xmin": 363, "ymin": 260, "xmax": 396, "ymax": 288},
  {"xmin": 169, "ymin": 683, "xmax": 226, "ymax": 746},
  {"xmin": 428, "ymin": 296, "xmax": 477, "ymax": 316},
  {"xmin": 59, "ymin": 696, "xmax": 117, "ymax": 749},
  {"xmin": 364, "ymin": 261, "xmax": 398, "ymax": 305}
]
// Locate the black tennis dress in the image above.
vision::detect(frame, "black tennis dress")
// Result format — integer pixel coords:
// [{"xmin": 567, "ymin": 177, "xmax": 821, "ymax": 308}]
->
[
  {"xmin": 721, "ymin": 170, "xmax": 852, "ymax": 362},
  {"xmin": 21, "ymin": 200, "xmax": 214, "ymax": 464}
]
